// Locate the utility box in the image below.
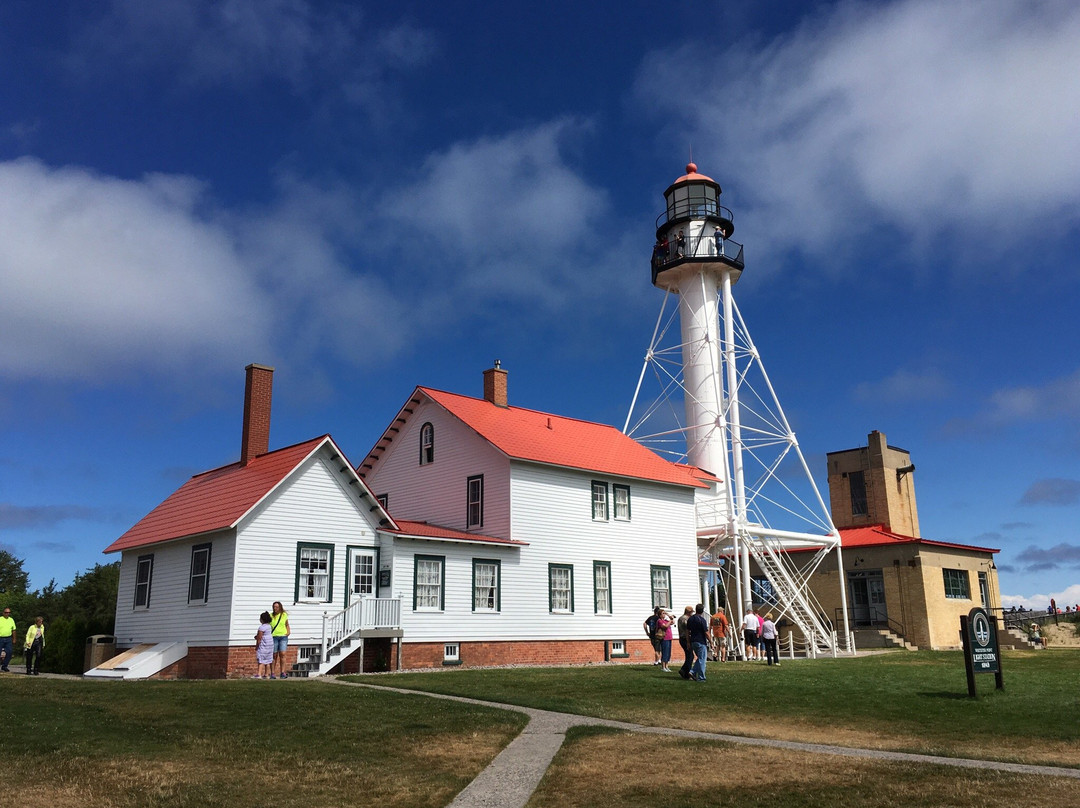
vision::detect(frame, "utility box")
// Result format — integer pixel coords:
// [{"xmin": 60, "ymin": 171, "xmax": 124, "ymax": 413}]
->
[{"xmin": 84, "ymin": 635, "xmax": 117, "ymax": 672}]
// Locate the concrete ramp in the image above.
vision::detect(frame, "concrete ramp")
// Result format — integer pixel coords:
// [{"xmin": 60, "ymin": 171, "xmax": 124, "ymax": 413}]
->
[{"xmin": 84, "ymin": 642, "xmax": 188, "ymax": 679}]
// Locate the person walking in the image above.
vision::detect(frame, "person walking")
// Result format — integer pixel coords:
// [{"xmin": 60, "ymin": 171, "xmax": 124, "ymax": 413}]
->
[
  {"xmin": 270, "ymin": 601, "xmax": 291, "ymax": 679},
  {"xmin": 688, "ymin": 604, "xmax": 711, "ymax": 681},
  {"xmin": 677, "ymin": 606, "xmax": 694, "ymax": 679},
  {"xmin": 23, "ymin": 616, "xmax": 44, "ymax": 675},
  {"xmin": 0, "ymin": 607, "xmax": 15, "ymax": 672},
  {"xmin": 762, "ymin": 612, "xmax": 780, "ymax": 666}
]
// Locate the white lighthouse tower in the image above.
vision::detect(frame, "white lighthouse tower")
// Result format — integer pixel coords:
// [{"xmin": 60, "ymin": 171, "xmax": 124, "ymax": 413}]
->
[{"xmin": 627, "ymin": 163, "xmax": 852, "ymax": 656}]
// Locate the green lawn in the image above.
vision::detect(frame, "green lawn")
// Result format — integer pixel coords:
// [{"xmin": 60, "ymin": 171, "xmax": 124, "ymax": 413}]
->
[
  {"xmin": 347, "ymin": 649, "xmax": 1080, "ymax": 766},
  {"xmin": 8, "ymin": 677, "xmax": 526, "ymax": 808}
]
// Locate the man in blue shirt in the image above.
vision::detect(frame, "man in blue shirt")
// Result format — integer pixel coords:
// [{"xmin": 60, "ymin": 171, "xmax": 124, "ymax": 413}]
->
[{"xmin": 687, "ymin": 603, "xmax": 711, "ymax": 682}]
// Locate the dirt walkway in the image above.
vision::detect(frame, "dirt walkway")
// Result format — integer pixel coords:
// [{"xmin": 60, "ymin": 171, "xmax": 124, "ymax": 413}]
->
[{"xmin": 327, "ymin": 679, "xmax": 1080, "ymax": 808}]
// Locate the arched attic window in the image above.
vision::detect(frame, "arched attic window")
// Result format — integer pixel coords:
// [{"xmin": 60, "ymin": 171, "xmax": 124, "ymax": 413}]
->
[{"xmin": 420, "ymin": 422, "xmax": 434, "ymax": 465}]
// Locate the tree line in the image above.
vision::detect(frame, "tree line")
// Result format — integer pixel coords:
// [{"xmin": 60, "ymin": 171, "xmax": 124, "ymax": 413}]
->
[{"xmin": 1, "ymin": 549, "xmax": 118, "ymax": 674}]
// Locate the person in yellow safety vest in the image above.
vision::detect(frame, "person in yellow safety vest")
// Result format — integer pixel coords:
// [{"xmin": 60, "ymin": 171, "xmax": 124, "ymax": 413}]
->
[
  {"xmin": 270, "ymin": 601, "xmax": 291, "ymax": 679},
  {"xmin": 0, "ymin": 607, "xmax": 15, "ymax": 672},
  {"xmin": 24, "ymin": 616, "xmax": 45, "ymax": 675}
]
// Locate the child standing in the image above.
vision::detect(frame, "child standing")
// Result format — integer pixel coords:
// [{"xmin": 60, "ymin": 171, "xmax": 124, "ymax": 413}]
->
[{"xmin": 254, "ymin": 611, "xmax": 274, "ymax": 678}]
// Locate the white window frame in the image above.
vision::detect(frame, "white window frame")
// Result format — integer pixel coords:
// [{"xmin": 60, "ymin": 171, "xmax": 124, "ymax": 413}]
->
[
  {"xmin": 133, "ymin": 554, "xmax": 154, "ymax": 610},
  {"xmin": 472, "ymin": 559, "xmax": 500, "ymax": 612},
  {"xmin": 549, "ymin": 564, "xmax": 574, "ymax": 613},
  {"xmin": 443, "ymin": 642, "xmax": 461, "ymax": 664},
  {"xmin": 650, "ymin": 565, "xmax": 672, "ymax": 610},
  {"xmin": 296, "ymin": 543, "xmax": 333, "ymax": 603},
  {"xmin": 591, "ymin": 481, "xmax": 608, "ymax": 520},
  {"xmin": 467, "ymin": 475, "xmax": 484, "ymax": 528},
  {"xmin": 187, "ymin": 543, "xmax": 211, "ymax": 604},
  {"xmin": 593, "ymin": 560, "xmax": 611, "ymax": 615},
  {"xmin": 414, "ymin": 555, "xmax": 445, "ymax": 611},
  {"xmin": 613, "ymin": 484, "xmax": 631, "ymax": 521},
  {"xmin": 420, "ymin": 422, "xmax": 434, "ymax": 465}
]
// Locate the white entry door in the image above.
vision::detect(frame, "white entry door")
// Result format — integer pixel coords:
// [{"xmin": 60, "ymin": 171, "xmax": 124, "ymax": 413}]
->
[{"xmin": 347, "ymin": 548, "xmax": 377, "ymax": 605}]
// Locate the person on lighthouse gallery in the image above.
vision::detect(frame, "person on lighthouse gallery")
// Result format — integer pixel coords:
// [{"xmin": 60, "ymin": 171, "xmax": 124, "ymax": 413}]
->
[
  {"xmin": 714, "ymin": 226, "xmax": 725, "ymax": 257},
  {"xmin": 675, "ymin": 229, "xmax": 686, "ymax": 258}
]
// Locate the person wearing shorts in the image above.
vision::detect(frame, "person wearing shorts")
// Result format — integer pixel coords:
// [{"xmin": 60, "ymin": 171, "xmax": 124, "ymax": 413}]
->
[
  {"xmin": 710, "ymin": 607, "xmax": 729, "ymax": 662},
  {"xmin": 270, "ymin": 601, "xmax": 291, "ymax": 679},
  {"xmin": 742, "ymin": 607, "xmax": 760, "ymax": 661}
]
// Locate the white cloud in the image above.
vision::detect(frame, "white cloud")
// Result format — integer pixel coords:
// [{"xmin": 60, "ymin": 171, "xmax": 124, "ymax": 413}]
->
[
  {"xmin": 636, "ymin": 0, "xmax": 1080, "ymax": 274},
  {"xmin": 853, "ymin": 368, "xmax": 953, "ymax": 403},
  {"xmin": 944, "ymin": 367, "xmax": 1080, "ymax": 433},
  {"xmin": 0, "ymin": 158, "xmax": 270, "ymax": 380},
  {"xmin": 0, "ymin": 157, "xmax": 410, "ymax": 383},
  {"xmin": 1001, "ymin": 582, "xmax": 1080, "ymax": 609},
  {"xmin": 375, "ymin": 120, "xmax": 620, "ymax": 306}
]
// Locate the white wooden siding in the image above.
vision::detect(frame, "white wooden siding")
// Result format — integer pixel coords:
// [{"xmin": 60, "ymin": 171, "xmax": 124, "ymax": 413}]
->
[
  {"xmin": 231, "ymin": 447, "xmax": 385, "ymax": 645},
  {"xmin": 364, "ymin": 397, "xmax": 512, "ymax": 537},
  {"xmin": 112, "ymin": 529, "xmax": 236, "ymax": 646},
  {"xmin": 394, "ymin": 460, "xmax": 700, "ymax": 643}
]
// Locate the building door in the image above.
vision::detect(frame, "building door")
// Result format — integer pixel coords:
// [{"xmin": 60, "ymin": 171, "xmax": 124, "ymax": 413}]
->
[
  {"xmin": 848, "ymin": 570, "xmax": 888, "ymax": 625},
  {"xmin": 347, "ymin": 548, "xmax": 376, "ymax": 606}
]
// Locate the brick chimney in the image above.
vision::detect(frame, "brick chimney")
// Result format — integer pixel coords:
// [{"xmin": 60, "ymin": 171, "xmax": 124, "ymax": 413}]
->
[
  {"xmin": 241, "ymin": 363, "xmax": 274, "ymax": 465},
  {"xmin": 483, "ymin": 360, "xmax": 508, "ymax": 407}
]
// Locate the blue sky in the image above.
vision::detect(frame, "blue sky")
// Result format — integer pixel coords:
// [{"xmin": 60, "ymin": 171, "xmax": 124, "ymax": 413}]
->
[{"xmin": 1, "ymin": 0, "xmax": 1078, "ymax": 609}]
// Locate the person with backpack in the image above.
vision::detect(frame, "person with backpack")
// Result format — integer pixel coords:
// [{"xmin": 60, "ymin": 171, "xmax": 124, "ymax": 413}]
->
[{"xmin": 643, "ymin": 607, "xmax": 662, "ymax": 665}]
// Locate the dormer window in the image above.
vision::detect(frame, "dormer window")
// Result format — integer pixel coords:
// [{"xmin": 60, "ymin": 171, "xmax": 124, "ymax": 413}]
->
[{"xmin": 420, "ymin": 422, "xmax": 434, "ymax": 465}]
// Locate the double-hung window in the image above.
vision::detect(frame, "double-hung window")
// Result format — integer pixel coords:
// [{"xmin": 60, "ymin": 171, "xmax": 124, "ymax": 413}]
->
[
  {"xmin": 133, "ymin": 554, "xmax": 154, "ymax": 609},
  {"xmin": 593, "ymin": 561, "xmax": 611, "ymax": 614},
  {"xmin": 650, "ymin": 565, "xmax": 672, "ymax": 610},
  {"xmin": 549, "ymin": 564, "xmax": 574, "ymax": 613},
  {"xmin": 467, "ymin": 475, "xmax": 484, "ymax": 528},
  {"xmin": 943, "ymin": 568, "xmax": 970, "ymax": 600},
  {"xmin": 296, "ymin": 543, "xmax": 334, "ymax": 602},
  {"xmin": 473, "ymin": 559, "xmax": 500, "ymax": 611},
  {"xmin": 188, "ymin": 543, "xmax": 211, "ymax": 603},
  {"xmin": 591, "ymin": 481, "xmax": 608, "ymax": 520},
  {"xmin": 613, "ymin": 485, "xmax": 631, "ymax": 520},
  {"xmin": 414, "ymin": 555, "xmax": 445, "ymax": 611}
]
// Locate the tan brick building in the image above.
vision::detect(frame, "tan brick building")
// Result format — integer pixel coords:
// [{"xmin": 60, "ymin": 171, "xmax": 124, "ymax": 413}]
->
[{"xmin": 775, "ymin": 431, "xmax": 1001, "ymax": 650}]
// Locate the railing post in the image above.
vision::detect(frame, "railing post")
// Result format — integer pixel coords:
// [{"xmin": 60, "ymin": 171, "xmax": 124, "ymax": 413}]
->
[
  {"xmin": 831, "ymin": 630, "xmax": 838, "ymax": 658},
  {"xmin": 321, "ymin": 612, "xmax": 329, "ymax": 665},
  {"xmin": 787, "ymin": 630, "xmax": 793, "ymax": 659}
]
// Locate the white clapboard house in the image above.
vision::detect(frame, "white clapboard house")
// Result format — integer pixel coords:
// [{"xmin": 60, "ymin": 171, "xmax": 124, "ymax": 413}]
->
[{"xmin": 99, "ymin": 363, "xmax": 710, "ymax": 678}]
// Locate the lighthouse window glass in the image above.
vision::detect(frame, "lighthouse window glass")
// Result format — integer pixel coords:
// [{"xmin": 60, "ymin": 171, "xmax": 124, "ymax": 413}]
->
[
  {"xmin": 849, "ymin": 471, "xmax": 868, "ymax": 516},
  {"xmin": 420, "ymin": 422, "xmax": 434, "ymax": 465}
]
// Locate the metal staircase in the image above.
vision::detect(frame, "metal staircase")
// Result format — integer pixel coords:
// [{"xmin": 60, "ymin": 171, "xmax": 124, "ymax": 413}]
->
[{"xmin": 750, "ymin": 536, "xmax": 841, "ymax": 654}]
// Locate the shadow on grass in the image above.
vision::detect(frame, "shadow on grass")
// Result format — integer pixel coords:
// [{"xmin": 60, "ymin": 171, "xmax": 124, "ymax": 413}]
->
[{"xmin": 917, "ymin": 691, "xmax": 975, "ymax": 700}]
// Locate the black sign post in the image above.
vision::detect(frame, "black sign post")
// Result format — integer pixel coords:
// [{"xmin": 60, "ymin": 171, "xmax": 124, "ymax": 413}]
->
[{"xmin": 960, "ymin": 607, "xmax": 1003, "ymax": 697}]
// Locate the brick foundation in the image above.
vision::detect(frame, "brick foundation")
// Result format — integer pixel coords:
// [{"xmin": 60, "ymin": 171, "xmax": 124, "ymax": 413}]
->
[
  {"xmin": 399, "ymin": 638, "xmax": 656, "ymax": 670},
  {"xmin": 143, "ymin": 637, "xmax": 656, "ymax": 678}
]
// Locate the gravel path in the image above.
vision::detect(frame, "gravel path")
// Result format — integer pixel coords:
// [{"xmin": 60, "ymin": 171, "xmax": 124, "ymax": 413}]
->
[{"xmin": 327, "ymin": 679, "xmax": 1080, "ymax": 808}]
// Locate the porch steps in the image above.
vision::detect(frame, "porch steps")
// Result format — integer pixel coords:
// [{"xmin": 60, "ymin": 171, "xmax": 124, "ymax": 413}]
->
[
  {"xmin": 853, "ymin": 627, "xmax": 917, "ymax": 651},
  {"xmin": 1002, "ymin": 627, "xmax": 1042, "ymax": 650},
  {"xmin": 288, "ymin": 638, "xmax": 356, "ymax": 679}
]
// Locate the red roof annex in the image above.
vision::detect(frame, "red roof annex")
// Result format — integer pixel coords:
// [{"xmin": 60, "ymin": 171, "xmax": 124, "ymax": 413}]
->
[
  {"xmin": 105, "ymin": 436, "xmax": 357, "ymax": 554},
  {"xmin": 387, "ymin": 519, "xmax": 528, "ymax": 546},
  {"xmin": 838, "ymin": 525, "xmax": 1000, "ymax": 555},
  {"xmin": 414, "ymin": 387, "xmax": 712, "ymax": 488}
]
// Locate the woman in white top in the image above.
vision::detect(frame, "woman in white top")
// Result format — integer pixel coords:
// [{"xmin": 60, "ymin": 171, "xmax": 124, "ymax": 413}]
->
[{"xmin": 762, "ymin": 612, "xmax": 780, "ymax": 666}]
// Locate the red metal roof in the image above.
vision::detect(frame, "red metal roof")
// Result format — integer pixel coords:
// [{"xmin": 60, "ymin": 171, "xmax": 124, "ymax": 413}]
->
[
  {"xmin": 838, "ymin": 525, "xmax": 999, "ymax": 554},
  {"xmin": 418, "ymin": 387, "xmax": 711, "ymax": 488},
  {"xmin": 385, "ymin": 519, "xmax": 528, "ymax": 546},
  {"xmin": 671, "ymin": 161, "xmax": 717, "ymax": 185},
  {"xmin": 105, "ymin": 436, "xmax": 337, "ymax": 554}
]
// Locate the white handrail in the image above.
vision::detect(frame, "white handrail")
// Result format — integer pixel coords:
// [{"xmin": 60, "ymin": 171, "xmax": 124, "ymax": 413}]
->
[{"xmin": 320, "ymin": 597, "xmax": 401, "ymax": 663}]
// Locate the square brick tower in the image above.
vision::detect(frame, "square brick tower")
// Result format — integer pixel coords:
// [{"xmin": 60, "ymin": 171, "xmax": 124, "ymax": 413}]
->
[{"xmin": 826, "ymin": 430, "xmax": 920, "ymax": 537}]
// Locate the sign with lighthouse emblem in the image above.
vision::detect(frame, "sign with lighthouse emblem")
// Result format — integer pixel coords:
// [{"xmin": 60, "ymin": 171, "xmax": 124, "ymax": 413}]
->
[
  {"xmin": 960, "ymin": 606, "xmax": 1003, "ymax": 696},
  {"xmin": 966, "ymin": 607, "xmax": 999, "ymax": 673}
]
